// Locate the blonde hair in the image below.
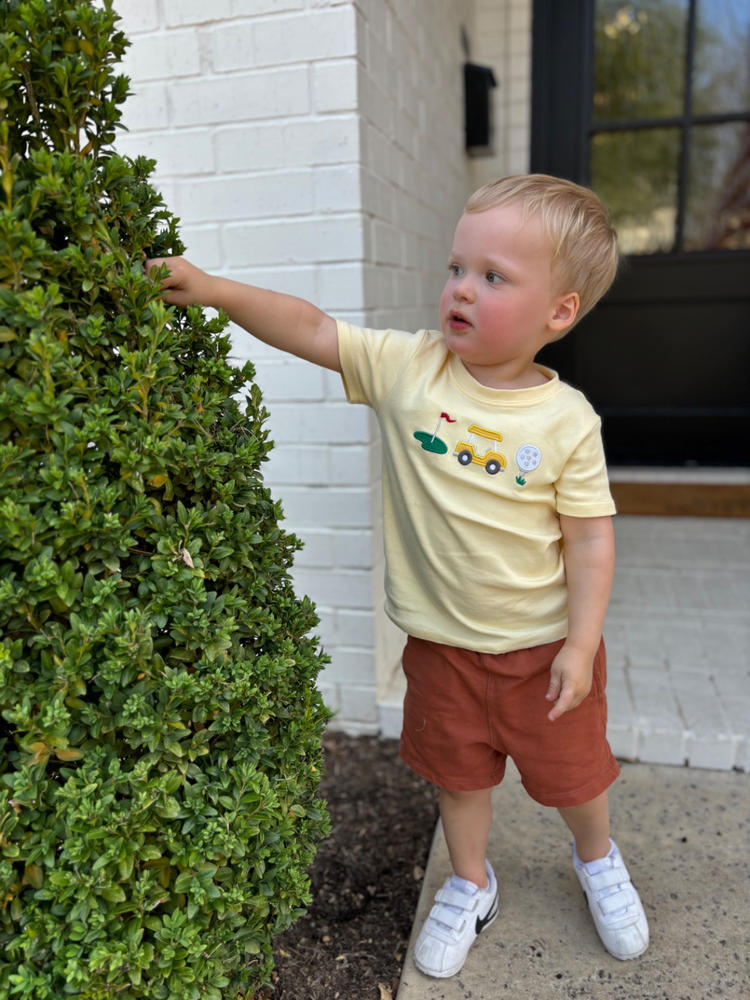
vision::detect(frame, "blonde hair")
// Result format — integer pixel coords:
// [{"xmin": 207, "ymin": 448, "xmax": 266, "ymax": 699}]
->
[{"xmin": 465, "ymin": 174, "xmax": 619, "ymax": 327}]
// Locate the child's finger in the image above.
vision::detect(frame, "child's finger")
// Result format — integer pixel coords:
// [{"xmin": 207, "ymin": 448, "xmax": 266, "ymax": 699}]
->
[
  {"xmin": 547, "ymin": 684, "xmax": 574, "ymax": 722},
  {"xmin": 545, "ymin": 670, "xmax": 562, "ymax": 703},
  {"xmin": 146, "ymin": 257, "xmax": 179, "ymax": 285}
]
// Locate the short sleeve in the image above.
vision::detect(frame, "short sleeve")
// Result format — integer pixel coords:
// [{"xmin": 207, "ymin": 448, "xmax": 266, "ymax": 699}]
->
[
  {"xmin": 555, "ymin": 420, "xmax": 617, "ymax": 517},
  {"xmin": 337, "ymin": 320, "xmax": 422, "ymax": 408}
]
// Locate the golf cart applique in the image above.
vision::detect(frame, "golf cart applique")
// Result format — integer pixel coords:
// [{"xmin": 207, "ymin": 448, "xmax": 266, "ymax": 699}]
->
[{"xmin": 454, "ymin": 424, "xmax": 507, "ymax": 475}]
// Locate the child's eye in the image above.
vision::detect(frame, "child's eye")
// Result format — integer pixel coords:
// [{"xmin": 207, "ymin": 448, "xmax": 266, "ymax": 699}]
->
[
  {"xmin": 486, "ymin": 271, "xmax": 504, "ymax": 285},
  {"xmin": 448, "ymin": 263, "xmax": 463, "ymax": 277}
]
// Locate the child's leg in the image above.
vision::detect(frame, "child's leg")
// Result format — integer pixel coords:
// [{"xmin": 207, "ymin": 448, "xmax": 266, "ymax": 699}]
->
[
  {"xmin": 557, "ymin": 790, "xmax": 649, "ymax": 960},
  {"xmin": 397, "ymin": 637, "xmax": 504, "ymax": 977},
  {"xmin": 414, "ymin": 785, "xmax": 499, "ymax": 978},
  {"xmin": 557, "ymin": 789, "xmax": 610, "ymax": 862},
  {"xmin": 439, "ymin": 787, "xmax": 493, "ymax": 887}
]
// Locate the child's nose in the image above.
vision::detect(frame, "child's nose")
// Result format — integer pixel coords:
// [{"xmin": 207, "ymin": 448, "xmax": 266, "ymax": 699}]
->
[{"xmin": 453, "ymin": 275, "xmax": 475, "ymax": 301}]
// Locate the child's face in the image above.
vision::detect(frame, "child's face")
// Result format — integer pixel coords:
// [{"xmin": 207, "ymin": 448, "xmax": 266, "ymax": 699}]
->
[{"xmin": 439, "ymin": 201, "xmax": 578, "ymax": 388}]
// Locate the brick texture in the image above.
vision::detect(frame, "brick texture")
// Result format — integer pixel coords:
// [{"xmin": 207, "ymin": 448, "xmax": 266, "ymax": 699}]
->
[{"xmin": 114, "ymin": 0, "xmax": 530, "ymax": 731}]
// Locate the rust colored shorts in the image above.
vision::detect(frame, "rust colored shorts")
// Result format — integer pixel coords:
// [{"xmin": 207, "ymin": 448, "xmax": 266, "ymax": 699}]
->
[{"xmin": 400, "ymin": 635, "xmax": 620, "ymax": 807}]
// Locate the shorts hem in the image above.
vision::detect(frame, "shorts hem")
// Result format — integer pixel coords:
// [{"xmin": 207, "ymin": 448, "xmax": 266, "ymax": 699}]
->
[
  {"xmin": 399, "ymin": 745, "xmax": 504, "ymax": 792},
  {"xmin": 521, "ymin": 759, "xmax": 621, "ymax": 808}
]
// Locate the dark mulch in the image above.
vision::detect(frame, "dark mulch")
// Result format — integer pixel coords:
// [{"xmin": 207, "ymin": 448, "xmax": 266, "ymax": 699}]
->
[{"xmin": 268, "ymin": 732, "xmax": 439, "ymax": 1000}]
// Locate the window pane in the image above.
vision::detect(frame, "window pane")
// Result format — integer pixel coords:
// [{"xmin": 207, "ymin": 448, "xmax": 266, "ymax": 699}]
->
[
  {"xmin": 590, "ymin": 129, "xmax": 680, "ymax": 253},
  {"xmin": 684, "ymin": 121, "xmax": 750, "ymax": 249},
  {"xmin": 693, "ymin": 0, "xmax": 750, "ymax": 114},
  {"xmin": 593, "ymin": 0, "xmax": 689, "ymax": 122}
]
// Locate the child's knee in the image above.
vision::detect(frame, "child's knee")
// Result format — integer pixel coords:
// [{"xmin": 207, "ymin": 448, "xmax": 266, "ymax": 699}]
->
[{"xmin": 440, "ymin": 786, "xmax": 493, "ymax": 804}]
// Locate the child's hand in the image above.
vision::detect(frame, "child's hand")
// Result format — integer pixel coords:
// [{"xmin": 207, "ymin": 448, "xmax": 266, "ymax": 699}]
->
[
  {"xmin": 545, "ymin": 644, "xmax": 594, "ymax": 722},
  {"xmin": 146, "ymin": 256, "xmax": 215, "ymax": 308}
]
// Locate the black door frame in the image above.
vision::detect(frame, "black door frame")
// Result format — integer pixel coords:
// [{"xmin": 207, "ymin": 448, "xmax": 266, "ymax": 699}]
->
[{"xmin": 531, "ymin": 0, "xmax": 595, "ymax": 183}]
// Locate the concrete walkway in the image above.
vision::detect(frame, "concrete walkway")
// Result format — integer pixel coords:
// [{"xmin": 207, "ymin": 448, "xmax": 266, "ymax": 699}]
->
[
  {"xmin": 395, "ymin": 514, "xmax": 750, "ymax": 998},
  {"xmin": 397, "ymin": 760, "xmax": 749, "ymax": 999}
]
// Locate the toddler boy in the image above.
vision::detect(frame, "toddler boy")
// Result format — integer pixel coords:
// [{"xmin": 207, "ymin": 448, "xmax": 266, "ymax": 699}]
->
[{"xmin": 148, "ymin": 174, "xmax": 649, "ymax": 978}]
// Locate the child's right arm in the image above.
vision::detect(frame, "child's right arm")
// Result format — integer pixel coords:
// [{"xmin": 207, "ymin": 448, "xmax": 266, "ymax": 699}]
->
[{"xmin": 146, "ymin": 256, "xmax": 341, "ymax": 373}]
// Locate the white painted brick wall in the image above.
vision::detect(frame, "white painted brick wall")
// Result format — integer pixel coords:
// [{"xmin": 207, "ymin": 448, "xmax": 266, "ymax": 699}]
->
[
  {"xmin": 468, "ymin": 0, "xmax": 532, "ymax": 185},
  {"xmin": 116, "ymin": 0, "xmax": 527, "ymax": 732},
  {"xmin": 355, "ymin": 0, "xmax": 473, "ymax": 333}
]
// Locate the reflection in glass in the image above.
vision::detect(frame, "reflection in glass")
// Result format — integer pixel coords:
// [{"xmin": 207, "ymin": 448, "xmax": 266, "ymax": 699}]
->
[
  {"xmin": 593, "ymin": 0, "xmax": 688, "ymax": 122},
  {"xmin": 590, "ymin": 129, "xmax": 680, "ymax": 253},
  {"xmin": 684, "ymin": 121, "xmax": 750, "ymax": 249},
  {"xmin": 693, "ymin": 0, "xmax": 750, "ymax": 115}
]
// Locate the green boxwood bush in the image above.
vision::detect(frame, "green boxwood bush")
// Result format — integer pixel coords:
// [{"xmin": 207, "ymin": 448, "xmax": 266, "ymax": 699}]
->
[{"xmin": 0, "ymin": 2, "xmax": 331, "ymax": 996}]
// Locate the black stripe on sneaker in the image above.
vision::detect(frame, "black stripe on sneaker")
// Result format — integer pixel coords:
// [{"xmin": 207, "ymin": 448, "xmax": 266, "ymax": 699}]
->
[{"xmin": 475, "ymin": 892, "xmax": 499, "ymax": 935}]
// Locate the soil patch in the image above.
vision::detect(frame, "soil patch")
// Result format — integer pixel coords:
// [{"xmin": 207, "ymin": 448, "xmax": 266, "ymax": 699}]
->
[{"xmin": 269, "ymin": 732, "xmax": 439, "ymax": 999}]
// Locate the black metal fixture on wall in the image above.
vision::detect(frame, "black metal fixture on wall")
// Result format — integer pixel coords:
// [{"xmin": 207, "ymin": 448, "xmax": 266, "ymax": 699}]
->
[
  {"xmin": 461, "ymin": 26, "xmax": 498, "ymax": 156},
  {"xmin": 464, "ymin": 62, "xmax": 497, "ymax": 155}
]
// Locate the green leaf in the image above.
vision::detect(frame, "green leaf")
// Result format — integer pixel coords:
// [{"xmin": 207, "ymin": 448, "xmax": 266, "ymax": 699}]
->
[
  {"xmin": 100, "ymin": 885, "xmax": 126, "ymax": 902},
  {"xmin": 173, "ymin": 871, "xmax": 193, "ymax": 893}
]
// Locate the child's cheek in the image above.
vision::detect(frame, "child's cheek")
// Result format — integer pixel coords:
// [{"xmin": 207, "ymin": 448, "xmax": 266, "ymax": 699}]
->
[{"xmin": 438, "ymin": 282, "xmax": 452, "ymax": 321}]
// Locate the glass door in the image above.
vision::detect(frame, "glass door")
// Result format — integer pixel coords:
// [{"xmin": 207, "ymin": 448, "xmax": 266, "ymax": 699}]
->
[
  {"xmin": 532, "ymin": 0, "xmax": 750, "ymax": 466},
  {"xmin": 589, "ymin": 0, "xmax": 749, "ymax": 255}
]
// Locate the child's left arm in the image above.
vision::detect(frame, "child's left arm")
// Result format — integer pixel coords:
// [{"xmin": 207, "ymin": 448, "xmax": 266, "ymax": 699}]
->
[{"xmin": 546, "ymin": 514, "xmax": 615, "ymax": 722}]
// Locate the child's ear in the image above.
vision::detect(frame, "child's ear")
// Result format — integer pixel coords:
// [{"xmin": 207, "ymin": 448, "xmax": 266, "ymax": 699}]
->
[{"xmin": 548, "ymin": 291, "xmax": 579, "ymax": 334}]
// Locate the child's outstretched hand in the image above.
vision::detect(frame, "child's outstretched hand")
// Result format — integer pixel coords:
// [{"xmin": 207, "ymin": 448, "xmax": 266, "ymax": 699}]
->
[
  {"xmin": 545, "ymin": 643, "xmax": 594, "ymax": 722},
  {"xmin": 146, "ymin": 256, "xmax": 215, "ymax": 308}
]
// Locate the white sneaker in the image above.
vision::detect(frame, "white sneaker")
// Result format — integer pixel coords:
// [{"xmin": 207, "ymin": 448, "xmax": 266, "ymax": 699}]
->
[
  {"xmin": 414, "ymin": 860, "xmax": 499, "ymax": 978},
  {"xmin": 573, "ymin": 839, "xmax": 649, "ymax": 960}
]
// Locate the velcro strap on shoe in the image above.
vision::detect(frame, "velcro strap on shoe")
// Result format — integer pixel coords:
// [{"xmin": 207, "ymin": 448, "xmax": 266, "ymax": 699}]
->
[
  {"xmin": 434, "ymin": 887, "xmax": 480, "ymax": 912},
  {"xmin": 588, "ymin": 865, "xmax": 630, "ymax": 891},
  {"xmin": 597, "ymin": 887, "xmax": 635, "ymax": 915},
  {"xmin": 428, "ymin": 903, "xmax": 467, "ymax": 932}
]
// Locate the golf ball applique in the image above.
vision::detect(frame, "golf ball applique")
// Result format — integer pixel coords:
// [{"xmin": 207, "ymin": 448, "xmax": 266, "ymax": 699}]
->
[{"xmin": 515, "ymin": 444, "xmax": 542, "ymax": 486}]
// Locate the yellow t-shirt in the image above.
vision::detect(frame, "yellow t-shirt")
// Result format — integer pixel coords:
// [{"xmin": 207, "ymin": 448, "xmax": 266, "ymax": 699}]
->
[{"xmin": 337, "ymin": 322, "xmax": 616, "ymax": 653}]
